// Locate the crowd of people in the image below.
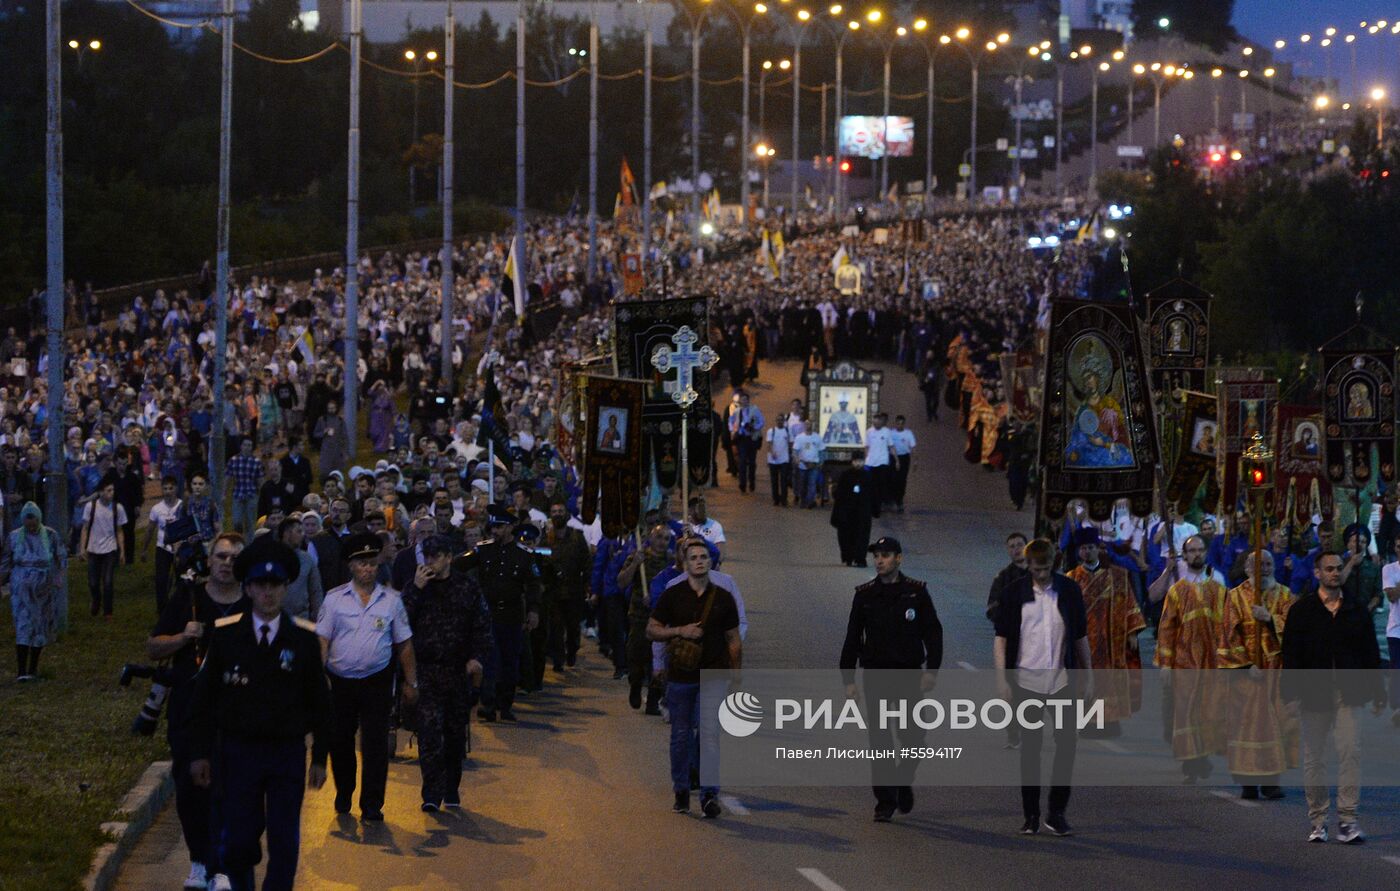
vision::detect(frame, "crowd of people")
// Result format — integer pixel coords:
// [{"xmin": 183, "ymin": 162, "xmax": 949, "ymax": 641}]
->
[{"xmin": 11, "ymin": 193, "xmax": 1389, "ymax": 888}]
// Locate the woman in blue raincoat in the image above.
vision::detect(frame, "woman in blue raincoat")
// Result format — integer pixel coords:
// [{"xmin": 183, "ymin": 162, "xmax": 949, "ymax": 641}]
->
[{"xmin": 4, "ymin": 501, "xmax": 66, "ymax": 680}]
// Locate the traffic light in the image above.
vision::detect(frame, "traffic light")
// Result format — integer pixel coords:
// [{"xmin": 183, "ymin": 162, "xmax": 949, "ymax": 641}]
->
[{"xmin": 839, "ymin": 160, "xmax": 851, "ymax": 173}]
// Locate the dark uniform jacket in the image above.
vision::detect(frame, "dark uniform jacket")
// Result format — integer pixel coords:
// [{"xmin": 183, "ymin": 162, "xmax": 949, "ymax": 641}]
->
[
  {"xmin": 839, "ymin": 573, "xmax": 943, "ymax": 682},
  {"xmin": 457, "ymin": 539, "xmax": 542, "ymax": 623},
  {"xmin": 544, "ymin": 526, "xmax": 591, "ymax": 600},
  {"xmin": 185, "ymin": 611, "xmax": 332, "ymax": 764},
  {"xmin": 401, "ymin": 570, "xmax": 495, "ymax": 668}
]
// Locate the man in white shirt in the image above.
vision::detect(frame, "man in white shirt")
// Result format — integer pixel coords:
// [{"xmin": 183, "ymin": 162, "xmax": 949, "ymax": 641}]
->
[
  {"xmin": 862, "ymin": 412, "xmax": 896, "ymax": 518},
  {"xmin": 81, "ymin": 479, "xmax": 128, "ymax": 618},
  {"xmin": 765, "ymin": 421, "xmax": 792, "ymax": 507},
  {"xmin": 1383, "ymin": 530, "xmax": 1400, "ymax": 724},
  {"xmin": 791, "ymin": 419, "xmax": 826, "ymax": 509},
  {"xmin": 688, "ymin": 496, "xmax": 726, "ymax": 561},
  {"xmin": 993, "ymin": 538, "xmax": 1092, "ymax": 837},
  {"xmin": 144, "ymin": 475, "xmax": 184, "ymax": 614},
  {"xmin": 889, "ymin": 414, "xmax": 917, "ymax": 513}
]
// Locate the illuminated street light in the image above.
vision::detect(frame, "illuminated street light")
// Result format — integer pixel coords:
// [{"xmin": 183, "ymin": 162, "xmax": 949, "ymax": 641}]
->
[
  {"xmin": 1242, "ymin": 46, "xmax": 1253, "ymax": 56},
  {"xmin": 955, "ymin": 26, "xmax": 971, "ymax": 40},
  {"xmin": 1275, "ymin": 39, "xmax": 1286, "ymax": 49},
  {"xmin": 1211, "ymin": 68, "xmax": 1223, "ymax": 78},
  {"xmin": 996, "ymin": 32, "xmax": 1009, "ymax": 44},
  {"xmin": 913, "ymin": 18, "xmax": 926, "ymax": 30},
  {"xmin": 866, "ymin": 9, "xmax": 881, "ymax": 23},
  {"xmin": 1372, "ymin": 86, "xmax": 1387, "ymax": 102},
  {"xmin": 1314, "ymin": 95, "xmax": 1330, "ymax": 109},
  {"xmin": 1158, "ymin": 17, "xmax": 1170, "ymax": 29}
]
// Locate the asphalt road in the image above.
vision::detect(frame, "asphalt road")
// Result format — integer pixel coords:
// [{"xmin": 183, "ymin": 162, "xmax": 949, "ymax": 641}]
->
[{"xmin": 116, "ymin": 359, "xmax": 1400, "ymax": 891}]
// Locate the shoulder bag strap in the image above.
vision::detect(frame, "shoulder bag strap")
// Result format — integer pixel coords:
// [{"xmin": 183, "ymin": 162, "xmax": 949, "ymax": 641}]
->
[{"xmin": 697, "ymin": 582, "xmax": 718, "ymax": 625}]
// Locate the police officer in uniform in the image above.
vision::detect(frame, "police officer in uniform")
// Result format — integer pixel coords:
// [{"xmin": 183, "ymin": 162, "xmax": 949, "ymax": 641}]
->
[
  {"xmin": 517, "ymin": 522, "xmax": 557, "ymax": 692},
  {"xmin": 838, "ymin": 536, "xmax": 943, "ymax": 823},
  {"xmin": 401, "ymin": 534, "xmax": 494, "ymax": 812},
  {"xmin": 459, "ymin": 505, "xmax": 541, "ymax": 722},
  {"xmin": 317, "ymin": 532, "xmax": 418, "ymax": 821},
  {"xmin": 186, "ymin": 536, "xmax": 332, "ymax": 891}
]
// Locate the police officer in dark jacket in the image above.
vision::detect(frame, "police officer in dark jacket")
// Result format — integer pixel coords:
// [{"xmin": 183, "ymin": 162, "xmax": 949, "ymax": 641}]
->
[
  {"xmin": 838, "ymin": 537, "xmax": 943, "ymax": 822},
  {"xmin": 401, "ymin": 534, "xmax": 494, "ymax": 812},
  {"xmin": 517, "ymin": 523, "xmax": 557, "ymax": 692},
  {"xmin": 831, "ymin": 458, "xmax": 874, "ymax": 566},
  {"xmin": 185, "ymin": 537, "xmax": 332, "ymax": 891},
  {"xmin": 458, "ymin": 505, "xmax": 541, "ymax": 722}
]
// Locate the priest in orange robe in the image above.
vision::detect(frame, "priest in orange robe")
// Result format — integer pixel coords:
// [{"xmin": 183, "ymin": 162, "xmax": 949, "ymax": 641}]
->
[
  {"xmin": 1067, "ymin": 527, "xmax": 1146, "ymax": 735},
  {"xmin": 1218, "ymin": 549, "xmax": 1298, "ymax": 800},
  {"xmin": 1154, "ymin": 535, "xmax": 1229, "ymax": 781}
]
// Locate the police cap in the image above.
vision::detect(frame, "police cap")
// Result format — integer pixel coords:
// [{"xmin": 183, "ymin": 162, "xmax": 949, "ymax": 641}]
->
[
  {"xmin": 344, "ymin": 532, "xmax": 384, "ymax": 563},
  {"xmin": 235, "ymin": 536, "xmax": 302, "ymax": 585},
  {"xmin": 867, "ymin": 536, "xmax": 902, "ymax": 555},
  {"xmin": 486, "ymin": 503, "xmax": 517, "ymax": 527}
]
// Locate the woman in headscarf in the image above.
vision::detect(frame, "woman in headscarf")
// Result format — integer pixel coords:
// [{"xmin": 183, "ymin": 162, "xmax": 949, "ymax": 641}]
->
[
  {"xmin": 367, "ymin": 379, "xmax": 394, "ymax": 453},
  {"xmin": 3, "ymin": 502, "xmax": 65, "ymax": 680}
]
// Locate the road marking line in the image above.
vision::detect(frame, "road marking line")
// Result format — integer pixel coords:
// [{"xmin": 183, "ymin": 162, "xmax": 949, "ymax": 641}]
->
[
  {"xmin": 956, "ymin": 661, "xmax": 979, "ymax": 671},
  {"xmin": 719, "ymin": 795, "xmax": 749, "ymax": 815},
  {"xmin": 1096, "ymin": 740, "xmax": 1129, "ymax": 754},
  {"xmin": 798, "ymin": 868, "xmax": 848, "ymax": 891},
  {"xmin": 1210, "ymin": 790, "xmax": 1259, "ymax": 808},
  {"xmin": 1382, "ymin": 856, "xmax": 1400, "ymax": 867}
]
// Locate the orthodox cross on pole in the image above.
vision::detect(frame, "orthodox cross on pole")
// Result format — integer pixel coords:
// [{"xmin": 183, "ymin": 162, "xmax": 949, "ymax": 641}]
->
[
  {"xmin": 649, "ymin": 325, "xmax": 718, "ymax": 518},
  {"xmin": 650, "ymin": 325, "xmax": 718, "ymax": 407}
]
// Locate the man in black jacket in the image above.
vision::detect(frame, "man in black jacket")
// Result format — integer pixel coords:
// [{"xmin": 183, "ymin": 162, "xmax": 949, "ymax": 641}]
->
[
  {"xmin": 1282, "ymin": 550, "xmax": 1385, "ymax": 845},
  {"xmin": 993, "ymin": 538, "xmax": 1092, "ymax": 837},
  {"xmin": 279, "ymin": 438, "xmax": 313, "ymax": 508},
  {"xmin": 839, "ymin": 537, "xmax": 943, "ymax": 823},
  {"xmin": 113, "ymin": 448, "xmax": 145, "ymax": 565},
  {"xmin": 830, "ymin": 457, "xmax": 873, "ymax": 567}
]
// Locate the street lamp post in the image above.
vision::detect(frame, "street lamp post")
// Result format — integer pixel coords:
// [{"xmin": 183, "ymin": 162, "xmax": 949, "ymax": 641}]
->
[
  {"xmin": 441, "ymin": 1, "xmax": 454, "ymax": 381},
  {"xmin": 733, "ymin": 2, "xmax": 769, "ymax": 231},
  {"xmin": 587, "ymin": 2, "xmax": 598, "ymax": 281},
  {"xmin": 786, "ymin": 8, "xmax": 818, "ymax": 218},
  {"xmin": 1211, "ymin": 66, "xmax": 1223, "ymax": 132},
  {"xmin": 943, "ymin": 28, "xmax": 1005, "ymax": 204},
  {"xmin": 755, "ymin": 142, "xmax": 776, "ymax": 207},
  {"xmin": 1239, "ymin": 68, "xmax": 1249, "ymax": 116},
  {"xmin": 1263, "ymin": 67, "xmax": 1276, "ymax": 140},
  {"xmin": 1372, "ymin": 86, "xmax": 1387, "ymax": 147},
  {"xmin": 1006, "ymin": 47, "xmax": 1041, "ymax": 195},
  {"xmin": 831, "ymin": 19, "xmax": 857, "ymax": 214},
  {"xmin": 212, "ymin": 0, "xmax": 233, "ymax": 506},
  {"xmin": 642, "ymin": 1, "xmax": 652, "ymax": 275},
  {"xmin": 758, "ymin": 58, "xmax": 789, "ymax": 212},
  {"xmin": 45, "ymin": 0, "xmax": 68, "ymax": 550},
  {"xmin": 403, "ymin": 48, "xmax": 438, "ymax": 205},
  {"xmin": 345, "ymin": 0, "xmax": 362, "ymax": 461}
]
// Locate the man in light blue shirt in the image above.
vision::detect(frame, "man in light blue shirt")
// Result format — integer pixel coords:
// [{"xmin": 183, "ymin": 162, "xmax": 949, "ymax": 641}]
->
[
  {"xmin": 316, "ymin": 532, "xmax": 417, "ymax": 822},
  {"xmin": 727, "ymin": 391, "xmax": 765, "ymax": 496}
]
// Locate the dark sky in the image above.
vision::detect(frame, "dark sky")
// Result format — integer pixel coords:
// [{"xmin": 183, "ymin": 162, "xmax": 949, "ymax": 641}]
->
[{"xmin": 1232, "ymin": 1, "xmax": 1398, "ymax": 96}]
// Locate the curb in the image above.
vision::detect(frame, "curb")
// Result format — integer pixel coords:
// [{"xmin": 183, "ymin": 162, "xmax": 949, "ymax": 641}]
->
[{"xmin": 83, "ymin": 760, "xmax": 174, "ymax": 891}]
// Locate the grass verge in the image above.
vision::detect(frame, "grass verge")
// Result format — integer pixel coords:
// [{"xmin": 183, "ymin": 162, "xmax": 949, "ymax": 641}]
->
[{"xmin": 0, "ymin": 556, "xmax": 166, "ymax": 891}]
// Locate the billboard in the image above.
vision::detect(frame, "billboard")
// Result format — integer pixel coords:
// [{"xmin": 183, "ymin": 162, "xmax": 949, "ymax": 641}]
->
[{"xmin": 839, "ymin": 116, "xmax": 914, "ymax": 160}]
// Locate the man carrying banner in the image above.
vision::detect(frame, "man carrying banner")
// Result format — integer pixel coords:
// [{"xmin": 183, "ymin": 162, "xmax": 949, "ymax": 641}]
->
[
  {"xmin": 1152, "ymin": 535, "xmax": 1228, "ymax": 781},
  {"xmin": 1217, "ymin": 549, "xmax": 1296, "ymax": 800},
  {"xmin": 1066, "ymin": 527, "xmax": 1145, "ymax": 736}
]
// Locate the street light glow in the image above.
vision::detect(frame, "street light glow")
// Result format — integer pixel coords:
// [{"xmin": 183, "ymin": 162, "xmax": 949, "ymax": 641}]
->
[
  {"xmin": 1026, "ymin": 46, "xmax": 1037, "ymax": 57},
  {"xmin": 1275, "ymin": 40, "xmax": 1286, "ymax": 49},
  {"xmin": 913, "ymin": 18, "xmax": 927, "ymax": 30},
  {"xmin": 1320, "ymin": 38, "xmax": 1331, "ymax": 47},
  {"xmin": 1300, "ymin": 34, "xmax": 1311, "ymax": 43},
  {"xmin": 1211, "ymin": 68, "xmax": 1223, "ymax": 78},
  {"xmin": 1239, "ymin": 69, "xmax": 1249, "ymax": 78},
  {"xmin": 1325, "ymin": 26, "xmax": 1337, "ymax": 36},
  {"xmin": 1315, "ymin": 95, "xmax": 1330, "ymax": 109},
  {"xmin": 1112, "ymin": 49, "xmax": 1124, "ymax": 61},
  {"xmin": 754, "ymin": 142, "xmax": 769, "ymax": 157},
  {"xmin": 89, "ymin": 39, "xmax": 101, "ymax": 50},
  {"xmin": 404, "ymin": 49, "xmax": 416, "ymax": 60},
  {"xmin": 986, "ymin": 41, "xmax": 998, "ymax": 52},
  {"xmin": 955, "ymin": 27, "xmax": 971, "ymax": 40},
  {"xmin": 849, "ymin": 20, "xmax": 860, "ymax": 30},
  {"xmin": 1242, "ymin": 46, "xmax": 1253, "ymax": 56},
  {"xmin": 1158, "ymin": 17, "xmax": 1170, "ymax": 28},
  {"xmin": 67, "ymin": 39, "xmax": 79, "ymax": 49},
  {"xmin": 1040, "ymin": 40, "xmax": 1051, "ymax": 49},
  {"xmin": 865, "ymin": 9, "xmax": 881, "ymax": 23},
  {"xmin": 828, "ymin": 3, "xmax": 840, "ymax": 13},
  {"xmin": 996, "ymin": 32, "xmax": 1010, "ymax": 44},
  {"xmin": 780, "ymin": 58, "xmax": 791, "ymax": 69},
  {"xmin": 1132, "ymin": 63, "xmax": 1145, "ymax": 74},
  {"xmin": 896, "ymin": 26, "xmax": 907, "ymax": 36},
  {"xmin": 1372, "ymin": 86, "xmax": 1387, "ymax": 101},
  {"xmin": 763, "ymin": 59, "xmax": 773, "ymax": 69},
  {"xmin": 938, "ymin": 33, "xmax": 950, "ymax": 43},
  {"xmin": 1264, "ymin": 67, "xmax": 1275, "ymax": 77},
  {"xmin": 1079, "ymin": 44, "xmax": 1092, "ymax": 55},
  {"xmin": 425, "ymin": 50, "xmax": 437, "ymax": 61},
  {"xmin": 1041, "ymin": 52, "xmax": 1051, "ymax": 61},
  {"xmin": 1183, "ymin": 70, "xmax": 1194, "ymax": 79},
  {"xmin": 755, "ymin": 2, "xmax": 767, "ymax": 11},
  {"xmin": 1346, "ymin": 34, "xmax": 1356, "ymax": 43},
  {"xmin": 1098, "ymin": 61, "xmax": 1109, "ymax": 71},
  {"xmin": 797, "ymin": 8, "xmax": 811, "ymax": 20}
]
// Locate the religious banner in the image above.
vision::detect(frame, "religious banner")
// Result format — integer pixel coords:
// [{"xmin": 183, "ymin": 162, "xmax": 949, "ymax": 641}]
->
[
  {"xmin": 556, "ymin": 362, "xmax": 582, "ymax": 468},
  {"xmin": 581, "ymin": 376, "xmax": 644, "ymax": 537},
  {"xmin": 1039, "ymin": 300, "xmax": 1160, "ymax": 521},
  {"xmin": 1276, "ymin": 404, "xmax": 1332, "ymax": 526},
  {"xmin": 806, "ymin": 360, "xmax": 883, "ymax": 464},
  {"xmin": 1215, "ymin": 367, "xmax": 1279, "ymax": 511},
  {"xmin": 613, "ymin": 296, "xmax": 714, "ymax": 490},
  {"xmin": 1145, "ymin": 279, "xmax": 1212, "ymax": 396},
  {"xmin": 621, "ymin": 253, "xmax": 644, "ymax": 296},
  {"xmin": 1164, "ymin": 390, "xmax": 1220, "ymax": 509},
  {"xmin": 1000, "ymin": 348, "xmax": 1042, "ymax": 424},
  {"xmin": 1321, "ymin": 348, "xmax": 1397, "ymax": 487}
]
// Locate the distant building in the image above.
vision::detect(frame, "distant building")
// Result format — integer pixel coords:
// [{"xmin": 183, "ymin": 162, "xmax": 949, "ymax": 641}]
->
[{"xmin": 1059, "ymin": 0, "xmax": 1133, "ymax": 41}]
